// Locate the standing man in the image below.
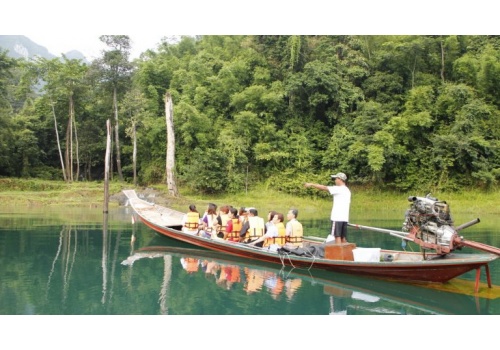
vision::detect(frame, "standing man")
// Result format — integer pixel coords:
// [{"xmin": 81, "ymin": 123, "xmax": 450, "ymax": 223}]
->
[{"xmin": 304, "ymin": 172, "xmax": 351, "ymax": 244}]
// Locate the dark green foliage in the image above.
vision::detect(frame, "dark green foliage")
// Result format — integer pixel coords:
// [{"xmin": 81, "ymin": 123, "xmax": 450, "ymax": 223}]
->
[
  {"xmin": 267, "ymin": 169, "xmax": 331, "ymax": 198},
  {"xmin": 180, "ymin": 147, "xmax": 229, "ymax": 194},
  {"xmin": 1, "ymin": 35, "xmax": 500, "ymax": 192},
  {"xmin": 139, "ymin": 162, "xmax": 165, "ymax": 185}
]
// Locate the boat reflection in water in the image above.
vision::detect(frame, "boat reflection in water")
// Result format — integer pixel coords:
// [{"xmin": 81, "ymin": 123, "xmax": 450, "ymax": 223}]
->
[{"xmin": 121, "ymin": 235, "xmax": 500, "ymax": 315}]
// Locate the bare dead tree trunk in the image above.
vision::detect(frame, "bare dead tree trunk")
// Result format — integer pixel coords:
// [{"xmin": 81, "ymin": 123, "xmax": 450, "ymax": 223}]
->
[
  {"xmin": 87, "ymin": 155, "xmax": 92, "ymax": 181},
  {"xmin": 164, "ymin": 92, "xmax": 179, "ymax": 197},
  {"xmin": 70, "ymin": 94, "xmax": 80, "ymax": 181},
  {"xmin": 104, "ymin": 119, "xmax": 112, "ymax": 214},
  {"xmin": 65, "ymin": 117, "xmax": 72, "ymax": 182},
  {"xmin": 51, "ymin": 101, "xmax": 67, "ymax": 182},
  {"xmin": 69, "ymin": 100, "xmax": 74, "ymax": 182},
  {"xmin": 246, "ymin": 165, "xmax": 249, "ymax": 195},
  {"xmin": 411, "ymin": 56, "xmax": 416, "ymax": 89},
  {"xmin": 440, "ymin": 40, "xmax": 445, "ymax": 83},
  {"xmin": 110, "ymin": 127, "xmax": 114, "ymax": 181},
  {"xmin": 363, "ymin": 36, "xmax": 371, "ymax": 60},
  {"xmin": 113, "ymin": 88, "xmax": 124, "ymax": 182},
  {"xmin": 132, "ymin": 120, "xmax": 137, "ymax": 186}
]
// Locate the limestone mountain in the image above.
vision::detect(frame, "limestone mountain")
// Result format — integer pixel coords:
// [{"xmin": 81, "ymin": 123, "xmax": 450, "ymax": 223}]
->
[{"xmin": 0, "ymin": 35, "xmax": 88, "ymax": 63}]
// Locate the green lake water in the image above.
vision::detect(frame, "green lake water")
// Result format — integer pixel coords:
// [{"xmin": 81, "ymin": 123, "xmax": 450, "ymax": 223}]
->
[{"xmin": 1, "ymin": 202, "xmax": 499, "ymax": 348}]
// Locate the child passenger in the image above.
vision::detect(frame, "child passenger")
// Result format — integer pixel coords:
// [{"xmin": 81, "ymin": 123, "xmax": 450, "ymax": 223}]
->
[{"xmin": 181, "ymin": 204, "xmax": 201, "ymax": 235}]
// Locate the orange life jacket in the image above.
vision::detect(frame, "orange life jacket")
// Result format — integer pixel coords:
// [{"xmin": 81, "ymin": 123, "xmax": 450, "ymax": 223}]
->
[
  {"xmin": 227, "ymin": 218, "xmax": 242, "ymax": 242},
  {"xmin": 263, "ymin": 222, "xmax": 286, "ymax": 247}
]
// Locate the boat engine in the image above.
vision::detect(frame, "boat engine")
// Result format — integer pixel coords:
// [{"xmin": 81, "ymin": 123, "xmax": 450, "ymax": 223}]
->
[
  {"xmin": 350, "ymin": 194, "xmax": 500, "ymax": 256},
  {"xmin": 402, "ymin": 194, "xmax": 457, "ymax": 254}
]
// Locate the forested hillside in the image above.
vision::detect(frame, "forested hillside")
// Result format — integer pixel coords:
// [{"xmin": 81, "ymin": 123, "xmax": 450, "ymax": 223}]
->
[{"xmin": 0, "ymin": 35, "xmax": 499, "ymax": 194}]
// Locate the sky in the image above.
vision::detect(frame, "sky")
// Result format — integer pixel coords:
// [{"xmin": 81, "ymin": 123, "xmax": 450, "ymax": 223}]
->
[
  {"xmin": 25, "ymin": 33, "xmax": 167, "ymax": 60},
  {"xmin": 3, "ymin": 1, "xmax": 499, "ymax": 61}
]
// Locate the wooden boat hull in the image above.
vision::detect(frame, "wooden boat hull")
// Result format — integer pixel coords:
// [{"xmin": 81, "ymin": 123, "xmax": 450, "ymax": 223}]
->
[{"xmin": 124, "ymin": 190, "xmax": 498, "ymax": 284}]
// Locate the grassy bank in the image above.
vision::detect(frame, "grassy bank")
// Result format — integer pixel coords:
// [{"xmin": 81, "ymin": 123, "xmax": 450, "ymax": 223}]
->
[
  {"xmin": 0, "ymin": 178, "xmax": 498, "ymax": 220},
  {"xmin": 0, "ymin": 178, "xmax": 126, "ymax": 208},
  {"xmin": 0, "ymin": 179, "xmax": 500, "ymax": 218}
]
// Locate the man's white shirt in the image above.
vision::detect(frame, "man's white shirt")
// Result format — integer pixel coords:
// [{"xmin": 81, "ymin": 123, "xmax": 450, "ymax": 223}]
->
[{"xmin": 327, "ymin": 185, "xmax": 351, "ymax": 222}]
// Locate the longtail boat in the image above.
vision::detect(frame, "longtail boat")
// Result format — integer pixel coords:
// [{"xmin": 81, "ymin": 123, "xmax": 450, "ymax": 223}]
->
[{"xmin": 123, "ymin": 190, "xmax": 500, "ymax": 290}]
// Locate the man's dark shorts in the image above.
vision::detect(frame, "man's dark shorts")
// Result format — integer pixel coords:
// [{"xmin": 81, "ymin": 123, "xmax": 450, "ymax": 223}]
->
[{"xmin": 331, "ymin": 221, "xmax": 348, "ymax": 238}]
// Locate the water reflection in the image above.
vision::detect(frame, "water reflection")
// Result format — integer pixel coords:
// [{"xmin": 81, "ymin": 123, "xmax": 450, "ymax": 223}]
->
[
  {"xmin": 46, "ymin": 225, "xmax": 78, "ymax": 303},
  {"xmin": 159, "ymin": 255, "xmax": 172, "ymax": 315},
  {"xmin": 0, "ymin": 206, "xmax": 499, "ymax": 316},
  {"xmin": 121, "ymin": 230, "xmax": 500, "ymax": 315},
  {"xmin": 122, "ymin": 247, "xmax": 310, "ymax": 310}
]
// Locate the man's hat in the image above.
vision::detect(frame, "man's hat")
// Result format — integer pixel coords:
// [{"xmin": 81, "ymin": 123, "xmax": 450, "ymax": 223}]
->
[{"xmin": 330, "ymin": 172, "xmax": 347, "ymax": 181}]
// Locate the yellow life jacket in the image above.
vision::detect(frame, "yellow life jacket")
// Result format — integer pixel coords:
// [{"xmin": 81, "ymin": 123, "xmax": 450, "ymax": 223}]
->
[
  {"xmin": 184, "ymin": 212, "xmax": 200, "ymax": 230},
  {"xmin": 286, "ymin": 220, "xmax": 303, "ymax": 247},
  {"xmin": 227, "ymin": 218, "xmax": 242, "ymax": 242},
  {"xmin": 218, "ymin": 213, "xmax": 230, "ymax": 233},
  {"xmin": 263, "ymin": 222, "xmax": 286, "ymax": 247},
  {"xmin": 245, "ymin": 216, "xmax": 265, "ymax": 241}
]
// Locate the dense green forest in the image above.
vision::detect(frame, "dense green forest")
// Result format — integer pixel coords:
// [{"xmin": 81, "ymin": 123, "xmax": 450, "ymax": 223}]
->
[{"xmin": 1, "ymin": 35, "xmax": 499, "ymax": 195}]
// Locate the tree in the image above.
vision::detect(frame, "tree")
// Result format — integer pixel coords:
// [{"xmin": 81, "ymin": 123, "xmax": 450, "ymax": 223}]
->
[
  {"xmin": 164, "ymin": 92, "xmax": 179, "ymax": 196},
  {"xmin": 476, "ymin": 44, "xmax": 500, "ymax": 107},
  {"xmin": 94, "ymin": 35, "xmax": 133, "ymax": 182},
  {"xmin": 37, "ymin": 56, "xmax": 88, "ymax": 181},
  {"xmin": 50, "ymin": 101, "xmax": 66, "ymax": 181},
  {"xmin": 121, "ymin": 88, "xmax": 151, "ymax": 186},
  {"xmin": 0, "ymin": 50, "xmax": 16, "ymax": 174}
]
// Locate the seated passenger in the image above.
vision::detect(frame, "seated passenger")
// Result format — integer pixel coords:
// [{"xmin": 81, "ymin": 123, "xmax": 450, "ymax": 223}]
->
[
  {"xmin": 216, "ymin": 205, "xmax": 231, "ymax": 238},
  {"xmin": 248, "ymin": 212, "xmax": 286, "ymax": 250},
  {"xmin": 272, "ymin": 212, "xmax": 286, "ymax": 247},
  {"xmin": 239, "ymin": 208, "xmax": 265, "ymax": 244},
  {"xmin": 238, "ymin": 207, "xmax": 248, "ymax": 225},
  {"xmin": 265, "ymin": 210, "xmax": 277, "ymax": 234},
  {"xmin": 200, "ymin": 203, "xmax": 218, "ymax": 238},
  {"xmin": 181, "ymin": 204, "xmax": 201, "ymax": 235},
  {"xmin": 285, "ymin": 209, "xmax": 303, "ymax": 248},
  {"xmin": 225, "ymin": 207, "xmax": 242, "ymax": 242}
]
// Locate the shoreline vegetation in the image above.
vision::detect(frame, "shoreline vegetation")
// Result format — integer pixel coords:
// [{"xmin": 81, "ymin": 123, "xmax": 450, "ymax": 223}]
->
[{"xmin": 0, "ymin": 178, "xmax": 498, "ymax": 221}]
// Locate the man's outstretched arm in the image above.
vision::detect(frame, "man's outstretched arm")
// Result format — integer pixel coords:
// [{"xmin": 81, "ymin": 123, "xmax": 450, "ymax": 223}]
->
[{"xmin": 304, "ymin": 183, "xmax": 329, "ymax": 192}]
